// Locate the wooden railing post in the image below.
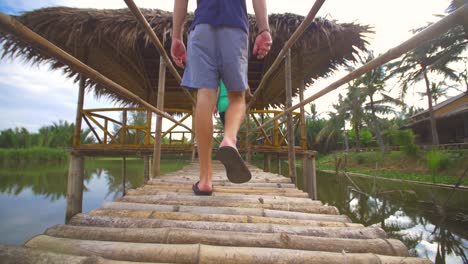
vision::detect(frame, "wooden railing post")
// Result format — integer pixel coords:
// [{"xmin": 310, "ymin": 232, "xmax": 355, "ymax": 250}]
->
[
  {"xmin": 122, "ymin": 110, "xmax": 127, "ymax": 144},
  {"xmin": 73, "ymin": 75, "xmax": 85, "ymax": 147},
  {"xmin": 146, "ymin": 110, "xmax": 152, "ymax": 145},
  {"xmin": 264, "ymin": 153, "xmax": 271, "ymax": 172},
  {"xmin": 144, "ymin": 155, "xmax": 150, "ymax": 182},
  {"xmin": 191, "ymin": 107, "xmax": 197, "ymax": 162},
  {"xmin": 66, "ymin": 154, "xmax": 84, "ymax": 222},
  {"xmin": 246, "ymin": 113, "xmax": 251, "ymax": 162},
  {"xmin": 303, "ymin": 151, "xmax": 317, "ymax": 200},
  {"xmin": 285, "ymin": 49, "xmax": 297, "ymax": 184},
  {"xmin": 122, "ymin": 157, "xmax": 127, "ymax": 196},
  {"xmin": 153, "ymin": 32, "xmax": 167, "ymax": 177}
]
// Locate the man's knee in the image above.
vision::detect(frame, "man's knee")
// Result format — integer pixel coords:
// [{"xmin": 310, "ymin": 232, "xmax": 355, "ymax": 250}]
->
[{"xmin": 227, "ymin": 91, "xmax": 245, "ymax": 102}]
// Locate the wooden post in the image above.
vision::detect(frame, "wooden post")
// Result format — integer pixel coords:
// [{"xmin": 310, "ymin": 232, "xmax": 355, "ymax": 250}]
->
[
  {"xmin": 263, "ymin": 153, "xmax": 271, "ymax": 172},
  {"xmin": 191, "ymin": 106, "xmax": 197, "ymax": 162},
  {"xmin": 285, "ymin": 49, "xmax": 297, "ymax": 184},
  {"xmin": 146, "ymin": 110, "xmax": 152, "ymax": 145},
  {"xmin": 273, "ymin": 117, "xmax": 279, "ymax": 147},
  {"xmin": 153, "ymin": 32, "xmax": 167, "ymax": 177},
  {"xmin": 122, "ymin": 157, "xmax": 127, "ymax": 196},
  {"xmin": 144, "ymin": 155, "xmax": 150, "ymax": 182},
  {"xmin": 122, "ymin": 110, "xmax": 127, "ymax": 144},
  {"xmin": 298, "ymin": 48, "xmax": 307, "ymax": 151},
  {"xmin": 245, "ymin": 113, "xmax": 251, "ymax": 162},
  {"xmin": 66, "ymin": 154, "xmax": 84, "ymax": 222},
  {"xmin": 72, "ymin": 75, "xmax": 85, "ymax": 147},
  {"xmin": 303, "ymin": 151, "xmax": 317, "ymax": 200},
  {"xmin": 277, "ymin": 153, "xmax": 281, "ymax": 174}
]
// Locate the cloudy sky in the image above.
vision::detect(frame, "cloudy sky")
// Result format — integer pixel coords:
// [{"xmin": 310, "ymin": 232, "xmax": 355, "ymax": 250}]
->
[{"xmin": 0, "ymin": 0, "xmax": 458, "ymax": 131}]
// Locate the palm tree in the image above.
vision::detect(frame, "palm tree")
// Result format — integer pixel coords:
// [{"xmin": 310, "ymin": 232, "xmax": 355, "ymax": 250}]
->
[
  {"xmin": 387, "ymin": 21, "xmax": 466, "ymax": 145},
  {"xmin": 353, "ymin": 52, "xmax": 403, "ymax": 152},
  {"xmin": 317, "ymin": 94, "xmax": 349, "ymax": 151}
]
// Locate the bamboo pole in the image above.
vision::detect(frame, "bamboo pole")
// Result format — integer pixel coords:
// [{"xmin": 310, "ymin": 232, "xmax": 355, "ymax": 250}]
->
[
  {"xmin": 65, "ymin": 155, "xmax": 84, "ymax": 222},
  {"xmin": 102, "ymin": 202, "xmax": 351, "ymax": 222},
  {"xmin": 26, "ymin": 235, "xmax": 431, "ymax": 263},
  {"xmin": 263, "ymin": 153, "xmax": 271, "ymax": 172},
  {"xmin": 117, "ymin": 196, "xmax": 337, "ymax": 214},
  {"xmin": 304, "ymin": 151, "xmax": 318, "ymax": 200},
  {"xmin": 153, "ymin": 31, "xmax": 167, "ymax": 178},
  {"xmin": 132, "ymin": 187, "xmax": 309, "ymax": 198},
  {"xmin": 119, "ymin": 193, "xmax": 320, "ymax": 205},
  {"xmin": 122, "ymin": 157, "xmax": 127, "ymax": 196},
  {"xmin": 298, "ymin": 47, "xmax": 308, "ymax": 151},
  {"xmin": 67, "ymin": 214, "xmax": 384, "ymax": 238},
  {"xmin": 0, "ymin": 13, "xmax": 192, "ymax": 132},
  {"xmin": 285, "ymin": 49, "xmax": 297, "ymax": 185},
  {"xmin": 72, "ymin": 75, "xmax": 85, "ymax": 147},
  {"xmin": 247, "ymin": 0, "xmax": 327, "ymax": 109},
  {"xmin": 45, "ymin": 225, "xmax": 408, "ymax": 256},
  {"xmin": 0, "ymin": 245, "xmax": 150, "ymax": 264},
  {"xmin": 89, "ymin": 209, "xmax": 361, "ymax": 228},
  {"xmin": 251, "ymin": 4, "xmax": 468, "ymax": 133},
  {"xmin": 143, "ymin": 155, "xmax": 150, "ymax": 182},
  {"xmin": 123, "ymin": 0, "xmax": 196, "ymax": 106},
  {"xmin": 147, "ymin": 180, "xmax": 296, "ymax": 188}
]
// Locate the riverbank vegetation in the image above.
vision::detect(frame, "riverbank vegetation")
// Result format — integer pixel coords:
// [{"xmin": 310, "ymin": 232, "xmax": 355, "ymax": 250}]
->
[{"xmin": 316, "ymin": 149, "xmax": 467, "ymax": 185}]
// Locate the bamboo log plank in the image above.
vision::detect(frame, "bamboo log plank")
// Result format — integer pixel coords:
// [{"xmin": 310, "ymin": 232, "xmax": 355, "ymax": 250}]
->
[
  {"xmin": 155, "ymin": 175, "xmax": 285, "ymax": 181},
  {"xmin": 89, "ymin": 209, "xmax": 361, "ymax": 228},
  {"xmin": 45, "ymin": 225, "xmax": 408, "ymax": 256},
  {"xmin": 26, "ymin": 236, "xmax": 431, "ymax": 264},
  {"xmin": 68, "ymin": 214, "xmax": 384, "ymax": 239},
  {"xmin": 101, "ymin": 202, "xmax": 351, "ymax": 222},
  {"xmin": 120, "ymin": 193, "xmax": 320, "ymax": 205},
  {"xmin": 150, "ymin": 176, "xmax": 292, "ymax": 183},
  {"xmin": 0, "ymin": 245, "xmax": 157, "ymax": 264},
  {"xmin": 126, "ymin": 189, "xmax": 309, "ymax": 198},
  {"xmin": 146, "ymin": 181, "xmax": 297, "ymax": 189},
  {"xmin": 116, "ymin": 196, "xmax": 338, "ymax": 215}
]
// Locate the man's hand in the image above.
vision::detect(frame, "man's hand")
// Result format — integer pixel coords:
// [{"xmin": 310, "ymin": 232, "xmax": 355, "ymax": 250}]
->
[
  {"xmin": 171, "ymin": 38, "xmax": 187, "ymax": 68},
  {"xmin": 252, "ymin": 30, "xmax": 272, "ymax": 60}
]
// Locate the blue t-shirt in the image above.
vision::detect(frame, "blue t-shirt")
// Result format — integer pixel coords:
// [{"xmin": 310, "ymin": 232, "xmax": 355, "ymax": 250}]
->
[{"xmin": 191, "ymin": 0, "xmax": 249, "ymax": 33}]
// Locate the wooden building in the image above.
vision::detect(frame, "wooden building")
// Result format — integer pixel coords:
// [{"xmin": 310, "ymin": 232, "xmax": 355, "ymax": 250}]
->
[{"xmin": 405, "ymin": 92, "xmax": 468, "ymax": 145}]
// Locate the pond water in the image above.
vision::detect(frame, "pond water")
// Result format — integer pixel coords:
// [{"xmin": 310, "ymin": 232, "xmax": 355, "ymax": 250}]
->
[{"xmin": 0, "ymin": 159, "xmax": 466, "ymax": 263}]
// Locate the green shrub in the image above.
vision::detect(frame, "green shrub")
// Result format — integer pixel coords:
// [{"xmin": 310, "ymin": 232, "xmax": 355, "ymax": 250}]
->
[{"xmin": 394, "ymin": 129, "xmax": 418, "ymax": 156}]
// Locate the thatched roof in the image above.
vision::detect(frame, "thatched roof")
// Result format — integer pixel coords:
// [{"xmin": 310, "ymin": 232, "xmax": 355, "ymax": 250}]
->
[{"xmin": 0, "ymin": 7, "xmax": 371, "ymax": 110}]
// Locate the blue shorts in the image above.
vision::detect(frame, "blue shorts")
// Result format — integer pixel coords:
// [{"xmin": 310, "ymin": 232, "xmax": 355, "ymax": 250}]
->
[{"xmin": 181, "ymin": 24, "xmax": 249, "ymax": 92}]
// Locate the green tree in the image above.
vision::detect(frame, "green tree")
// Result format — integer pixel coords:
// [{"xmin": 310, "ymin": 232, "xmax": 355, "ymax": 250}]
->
[
  {"xmin": 353, "ymin": 52, "xmax": 403, "ymax": 152},
  {"xmin": 387, "ymin": 21, "xmax": 466, "ymax": 145}
]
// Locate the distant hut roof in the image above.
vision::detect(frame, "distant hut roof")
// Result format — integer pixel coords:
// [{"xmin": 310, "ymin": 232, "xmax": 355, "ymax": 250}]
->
[{"xmin": 0, "ymin": 7, "xmax": 371, "ymax": 110}]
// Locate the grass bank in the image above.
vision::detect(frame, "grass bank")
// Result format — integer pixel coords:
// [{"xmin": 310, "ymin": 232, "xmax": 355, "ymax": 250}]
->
[
  {"xmin": 0, "ymin": 147, "xmax": 68, "ymax": 165},
  {"xmin": 316, "ymin": 150, "xmax": 467, "ymax": 185}
]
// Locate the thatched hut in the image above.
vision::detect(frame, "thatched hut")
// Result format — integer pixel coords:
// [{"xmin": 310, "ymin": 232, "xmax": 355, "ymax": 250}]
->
[{"xmin": 0, "ymin": 7, "xmax": 371, "ymax": 110}]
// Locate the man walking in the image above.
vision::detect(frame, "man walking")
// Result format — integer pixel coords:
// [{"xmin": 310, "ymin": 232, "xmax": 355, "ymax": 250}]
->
[{"xmin": 171, "ymin": 0, "xmax": 272, "ymax": 195}]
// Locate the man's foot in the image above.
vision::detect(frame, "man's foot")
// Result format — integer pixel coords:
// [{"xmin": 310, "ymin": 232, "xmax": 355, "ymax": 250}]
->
[
  {"xmin": 192, "ymin": 181, "xmax": 213, "ymax": 196},
  {"xmin": 217, "ymin": 146, "xmax": 251, "ymax": 184}
]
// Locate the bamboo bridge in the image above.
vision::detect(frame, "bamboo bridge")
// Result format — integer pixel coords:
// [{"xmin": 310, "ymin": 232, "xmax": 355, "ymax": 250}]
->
[
  {"xmin": 0, "ymin": 0, "xmax": 466, "ymax": 262},
  {"xmin": 1, "ymin": 161, "xmax": 431, "ymax": 263}
]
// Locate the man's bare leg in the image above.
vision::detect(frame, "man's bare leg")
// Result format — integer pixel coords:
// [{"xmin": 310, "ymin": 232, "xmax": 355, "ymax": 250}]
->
[
  {"xmin": 195, "ymin": 88, "xmax": 217, "ymax": 192},
  {"xmin": 220, "ymin": 91, "xmax": 246, "ymax": 149}
]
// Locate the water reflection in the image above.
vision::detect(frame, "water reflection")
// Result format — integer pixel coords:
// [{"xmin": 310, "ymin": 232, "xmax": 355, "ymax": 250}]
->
[
  {"xmin": 0, "ymin": 159, "xmax": 144, "ymax": 245},
  {"xmin": 317, "ymin": 171, "xmax": 468, "ymax": 264}
]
